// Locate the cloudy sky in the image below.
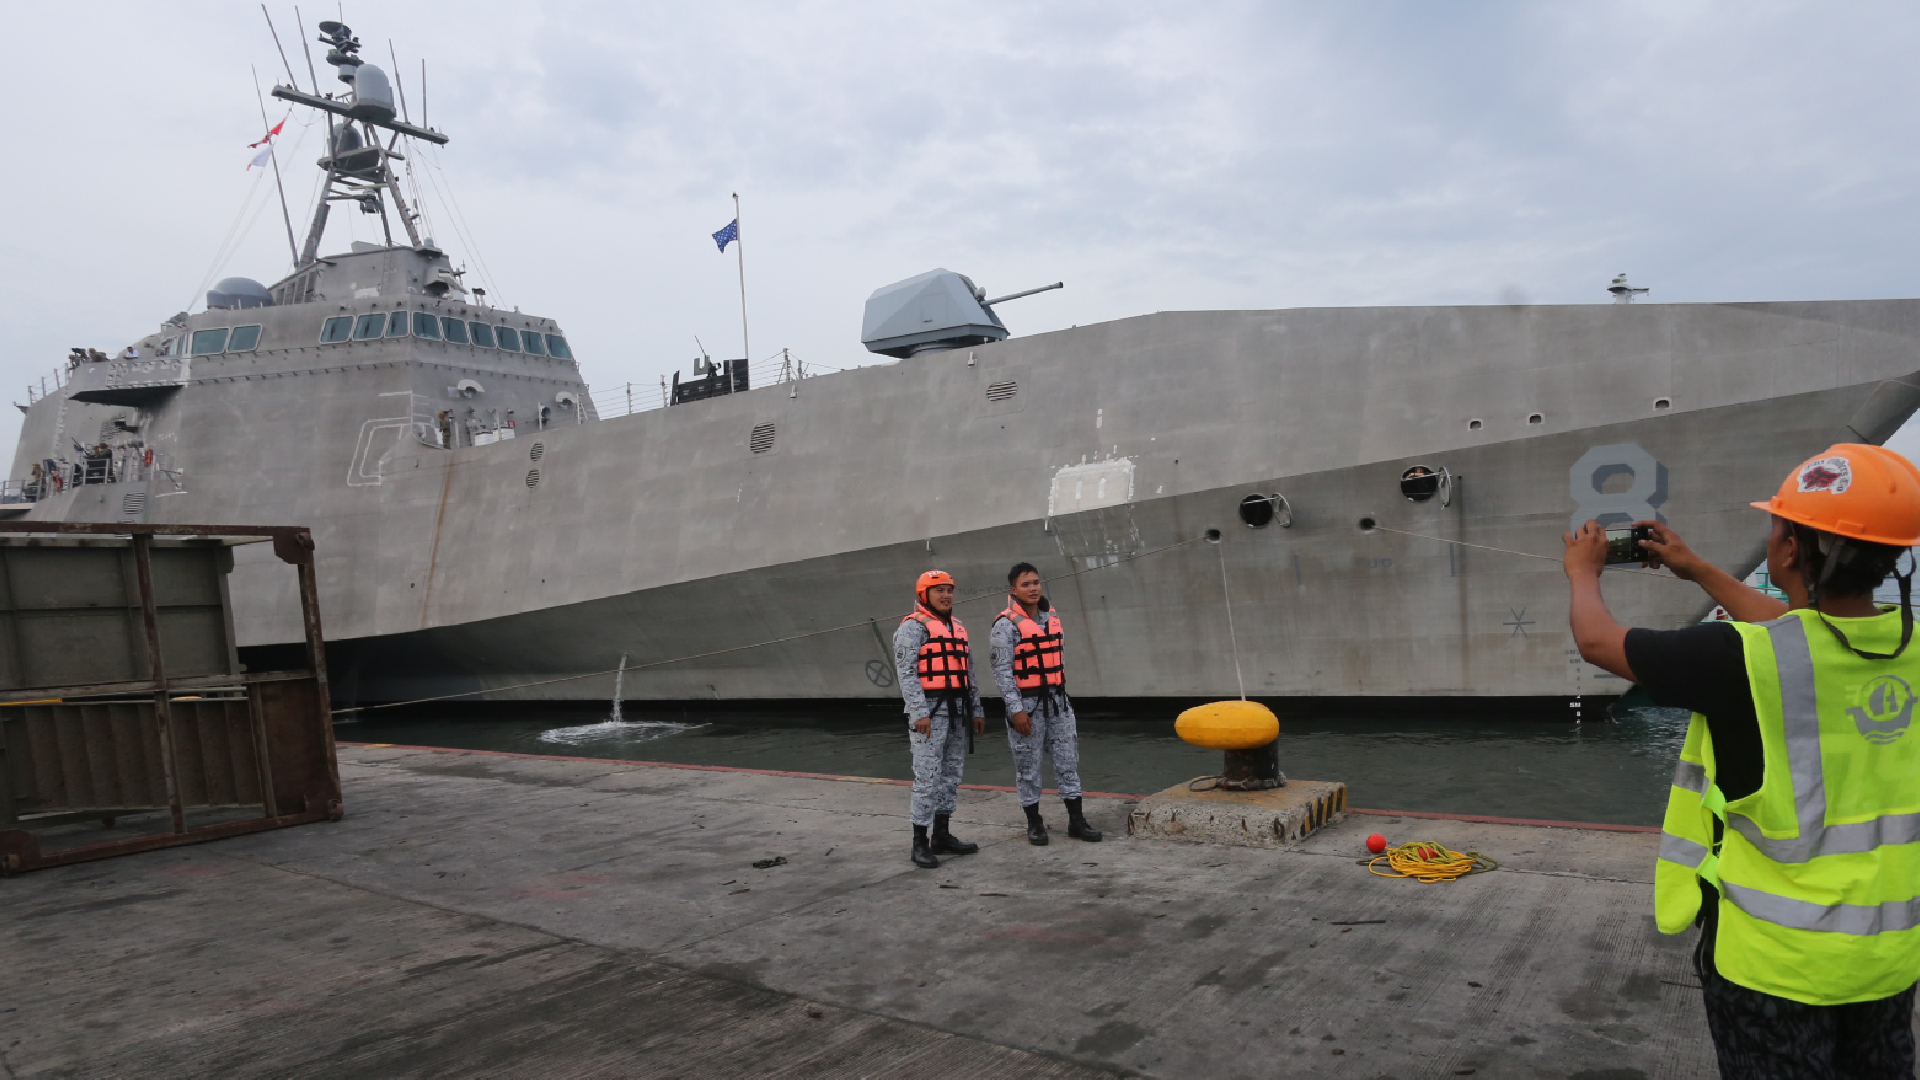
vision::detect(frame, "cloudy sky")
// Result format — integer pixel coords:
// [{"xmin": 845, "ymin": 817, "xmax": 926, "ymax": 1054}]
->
[{"xmin": 6, "ymin": 2, "xmax": 1920, "ymax": 456}]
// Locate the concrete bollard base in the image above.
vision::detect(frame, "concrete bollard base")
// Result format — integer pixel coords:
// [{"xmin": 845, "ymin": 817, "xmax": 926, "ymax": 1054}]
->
[{"xmin": 1126, "ymin": 779, "xmax": 1347, "ymax": 848}]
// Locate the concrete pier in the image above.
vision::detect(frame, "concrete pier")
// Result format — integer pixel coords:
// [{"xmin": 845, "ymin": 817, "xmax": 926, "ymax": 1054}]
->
[{"xmin": 2, "ymin": 744, "xmax": 1729, "ymax": 1077}]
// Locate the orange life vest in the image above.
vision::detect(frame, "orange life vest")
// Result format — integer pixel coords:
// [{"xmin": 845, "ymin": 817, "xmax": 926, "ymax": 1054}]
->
[
  {"xmin": 998, "ymin": 600, "xmax": 1066, "ymax": 692},
  {"xmin": 904, "ymin": 605, "xmax": 972, "ymax": 694}
]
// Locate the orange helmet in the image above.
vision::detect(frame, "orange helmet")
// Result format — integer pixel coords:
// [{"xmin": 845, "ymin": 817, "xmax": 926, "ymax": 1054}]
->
[
  {"xmin": 916, "ymin": 570, "xmax": 955, "ymax": 599},
  {"xmin": 1751, "ymin": 444, "xmax": 1920, "ymax": 547}
]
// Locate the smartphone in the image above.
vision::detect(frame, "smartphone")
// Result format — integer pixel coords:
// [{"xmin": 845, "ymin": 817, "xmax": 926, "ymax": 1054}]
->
[{"xmin": 1605, "ymin": 525, "xmax": 1653, "ymax": 565}]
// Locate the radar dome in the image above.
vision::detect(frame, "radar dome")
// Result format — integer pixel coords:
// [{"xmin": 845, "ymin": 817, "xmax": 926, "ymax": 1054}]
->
[{"xmin": 207, "ymin": 277, "xmax": 273, "ymax": 310}]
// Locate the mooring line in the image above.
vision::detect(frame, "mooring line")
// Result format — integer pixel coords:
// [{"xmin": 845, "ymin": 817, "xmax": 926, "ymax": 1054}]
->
[
  {"xmin": 1365, "ymin": 525, "xmax": 1675, "ymax": 580},
  {"xmin": 1216, "ymin": 540, "xmax": 1246, "ymax": 700},
  {"xmin": 332, "ymin": 533, "xmax": 1213, "ymax": 715}
]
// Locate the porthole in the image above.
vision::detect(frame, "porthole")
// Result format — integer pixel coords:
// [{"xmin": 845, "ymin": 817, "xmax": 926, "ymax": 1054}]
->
[
  {"xmin": 749, "ymin": 423, "xmax": 776, "ymax": 454},
  {"xmin": 986, "ymin": 380, "xmax": 1018, "ymax": 402},
  {"xmin": 1527, "ymin": 412, "xmax": 1544, "ymax": 425},
  {"xmin": 1204, "ymin": 528, "xmax": 1222, "ymax": 543},
  {"xmin": 1358, "ymin": 517, "xmax": 1377, "ymax": 532},
  {"xmin": 1653, "ymin": 397, "xmax": 1671, "ymax": 410},
  {"xmin": 529, "ymin": 442, "xmax": 545, "ymax": 461},
  {"xmin": 1239, "ymin": 494, "xmax": 1275, "ymax": 528},
  {"xmin": 1468, "ymin": 419, "xmax": 1484, "ymax": 431},
  {"xmin": 526, "ymin": 469, "xmax": 541, "ymax": 488},
  {"xmin": 1239, "ymin": 493, "xmax": 1293, "ymax": 528},
  {"xmin": 1400, "ymin": 466, "xmax": 1441, "ymax": 503}
]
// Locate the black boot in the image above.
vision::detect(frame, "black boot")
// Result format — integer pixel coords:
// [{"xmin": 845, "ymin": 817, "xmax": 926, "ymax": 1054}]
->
[
  {"xmin": 1023, "ymin": 802, "xmax": 1050, "ymax": 846},
  {"xmin": 1065, "ymin": 797, "xmax": 1102, "ymax": 842},
  {"xmin": 912, "ymin": 824, "xmax": 939, "ymax": 868},
  {"xmin": 931, "ymin": 813, "xmax": 978, "ymax": 855}
]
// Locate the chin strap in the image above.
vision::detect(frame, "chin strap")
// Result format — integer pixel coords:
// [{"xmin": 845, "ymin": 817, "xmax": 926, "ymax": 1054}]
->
[{"xmin": 1808, "ymin": 535, "xmax": 1914, "ymax": 660}]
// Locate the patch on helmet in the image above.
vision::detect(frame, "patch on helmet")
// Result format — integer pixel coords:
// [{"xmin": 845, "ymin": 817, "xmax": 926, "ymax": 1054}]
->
[{"xmin": 1797, "ymin": 456, "xmax": 1853, "ymax": 494}]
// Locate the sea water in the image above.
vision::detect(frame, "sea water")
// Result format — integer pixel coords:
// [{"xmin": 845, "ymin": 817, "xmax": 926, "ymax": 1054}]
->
[{"xmin": 335, "ymin": 706, "xmax": 1689, "ymax": 826}]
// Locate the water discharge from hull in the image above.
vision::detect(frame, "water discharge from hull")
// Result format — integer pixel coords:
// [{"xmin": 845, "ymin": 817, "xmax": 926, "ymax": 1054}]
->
[{"xmin": 536, "ymin": 719, "xmax": 707, "ymax": 747}]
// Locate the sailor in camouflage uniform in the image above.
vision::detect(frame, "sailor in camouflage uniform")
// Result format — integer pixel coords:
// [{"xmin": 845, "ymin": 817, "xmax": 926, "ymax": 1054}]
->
[
  {"xmin": 991, "ymin": 562, "xmax": 1101, "ymax": 845},
  {"xmin": 894, "ymin": 569, "xmax": 986, "ymax": 868}
]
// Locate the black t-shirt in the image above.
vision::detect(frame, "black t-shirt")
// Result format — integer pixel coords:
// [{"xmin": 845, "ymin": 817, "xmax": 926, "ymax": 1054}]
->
[{"xmin": 1623, "ymin": 623, "xmax": 1764, "ymax": 801}]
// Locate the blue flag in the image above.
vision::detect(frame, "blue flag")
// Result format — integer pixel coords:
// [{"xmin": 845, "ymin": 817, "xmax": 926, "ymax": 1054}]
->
[{"xmin": 712, "ymin": 218, "xmax": 738, "ymax": 252}]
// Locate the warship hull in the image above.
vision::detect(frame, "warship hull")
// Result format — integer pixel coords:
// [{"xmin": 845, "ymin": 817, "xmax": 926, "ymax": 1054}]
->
[{"xmin": 14, "ymin": 298, "xmax": 1920, "ymax": 709}]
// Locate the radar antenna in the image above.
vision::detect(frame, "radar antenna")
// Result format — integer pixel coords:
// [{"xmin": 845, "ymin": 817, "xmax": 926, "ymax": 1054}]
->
[
  {"xmin": 271, "ymin": 20, "xmax": 449, "ymax": 266},
  {"xmin": 1607, "ymin": 273, "xmax": 1649, "ymax": 305}
]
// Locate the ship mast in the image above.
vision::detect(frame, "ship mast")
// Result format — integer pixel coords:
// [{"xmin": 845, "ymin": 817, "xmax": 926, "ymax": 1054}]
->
[{"xmin": 271, "ymin": 21, "xmax": 448, "ymax": 267}]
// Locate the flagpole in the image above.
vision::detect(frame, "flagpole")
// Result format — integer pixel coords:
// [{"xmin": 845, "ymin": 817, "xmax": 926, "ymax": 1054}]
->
[
  {"xmin": 733, "ymin": 192, "xmax": 749, "ymax": 365},
  {"xmin": 252, "ymin": 66, "xmax": 300, "ymax": 268}
]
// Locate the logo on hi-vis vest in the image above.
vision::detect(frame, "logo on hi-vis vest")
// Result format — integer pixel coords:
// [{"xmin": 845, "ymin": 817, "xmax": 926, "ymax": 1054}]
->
[
  {"xmin": 1848, "ymin": 675, "xmax": 1915, "ymax": 744},
  {"xmin": 1797, "ymin": 456, "xmax": 1854, "ymax": 494}
]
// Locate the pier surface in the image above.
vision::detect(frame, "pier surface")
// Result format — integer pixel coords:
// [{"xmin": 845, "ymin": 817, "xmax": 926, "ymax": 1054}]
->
[{"xmin": 4, "ymin": 744, "xmax": 1723, "ymax": 1077}]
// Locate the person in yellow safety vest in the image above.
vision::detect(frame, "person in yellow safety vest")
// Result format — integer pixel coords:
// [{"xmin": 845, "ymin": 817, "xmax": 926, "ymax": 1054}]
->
[
  {"xmin": 893, "ymin": 569, "xmax": 986, "ymax": 869},
  {"xmin": 1563, "ymin": 443, "xmax": 1920, "ymax": 1077}
]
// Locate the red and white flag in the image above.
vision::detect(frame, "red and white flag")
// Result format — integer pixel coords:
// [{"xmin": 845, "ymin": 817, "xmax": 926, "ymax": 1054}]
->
[{"xmin": 246, "ymin": 118, "xmax": 286, "ymax": 170}]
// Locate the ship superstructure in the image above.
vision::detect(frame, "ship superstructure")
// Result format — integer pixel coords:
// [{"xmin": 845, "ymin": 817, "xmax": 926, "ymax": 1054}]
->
[{"xmin": 10, "ymin": 21, "xmax": 1920, "ymax": 713}]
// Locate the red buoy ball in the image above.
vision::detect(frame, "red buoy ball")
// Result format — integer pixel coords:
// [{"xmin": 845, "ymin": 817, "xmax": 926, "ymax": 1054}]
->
[{"xmin": 1366, "ymin": 833, "xmax": 1388, "ymax": 854}]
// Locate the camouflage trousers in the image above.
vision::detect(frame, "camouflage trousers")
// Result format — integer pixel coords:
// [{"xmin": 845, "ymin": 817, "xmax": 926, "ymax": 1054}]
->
[
  {"xmin": 908, "ymin": 707, "xmax": 970, "ymax": 827},
  {"xmin": 1006, "ymin": 692, "xmax": 1082, "ymax": 805}
]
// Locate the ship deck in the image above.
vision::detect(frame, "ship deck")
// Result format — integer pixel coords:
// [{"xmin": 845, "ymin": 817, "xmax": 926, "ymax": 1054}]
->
[{"xmin": 3, "ymin": 744, "xmax": 1732, "ymax": 1077}]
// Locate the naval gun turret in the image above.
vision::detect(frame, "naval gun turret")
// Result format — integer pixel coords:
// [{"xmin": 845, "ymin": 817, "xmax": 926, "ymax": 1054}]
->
[{"xmin": 861, "ymin": 269, "xmax": 1061, "ymax": 358}]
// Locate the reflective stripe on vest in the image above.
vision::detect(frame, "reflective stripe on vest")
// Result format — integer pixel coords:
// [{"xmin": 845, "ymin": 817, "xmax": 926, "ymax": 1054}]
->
[
  {"xmin": 1723, "ymin": 615, "xmax": 1920, "ymax": 863},
  {"xmin": 905, "ymin": 607, "xmax": 971, "ymax": 693},
  {"xmin": 998, "ymin": 602, "xmax": 1065, "ymax": 692},
  {"xmin": 1659, "ymin": 832, "xmax": 1711, "ymax": 870},
  {"xmin": 1668, "ymin": 607, "xmax": 1920, "ymax": 1004},
  {"xmin": 1654, "ymin": 712, "xmax": 1720, "ymax": 933}
]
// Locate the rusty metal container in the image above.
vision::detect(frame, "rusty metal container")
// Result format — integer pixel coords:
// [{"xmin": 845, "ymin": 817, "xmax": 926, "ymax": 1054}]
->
[{"xmin": 0, "ymin": 524, "xmax": 340, "ymax": 872}]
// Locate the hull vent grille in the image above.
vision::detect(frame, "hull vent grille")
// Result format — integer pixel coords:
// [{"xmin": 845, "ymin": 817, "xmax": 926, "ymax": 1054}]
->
[
  {"xmin": 526, "ymin": 469, "xmax": 541, "ymax": 488},
  {"xmin": 986, "ymin": 380, "xmax": 1018, "ymax": 402},
  {"xmin": 121, "ymin": 492, "xmax": 146, "ymax": 517},
  {"xmin": 529, "ymin": 442, "xmax": 545, "ymax": 461},
  {"xmin": 749, "ymin": 423, "xmax": 776, "ymax": 454}
]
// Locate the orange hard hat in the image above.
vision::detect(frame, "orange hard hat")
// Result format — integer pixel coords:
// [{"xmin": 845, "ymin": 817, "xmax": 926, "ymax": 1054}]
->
[
  {"xmin": 1751, "ymin": 444, "xmax": 1920, "ymax": 547},
  {"xmin": 916, "ymin": 570, "xmax": 955, "ymax": 596}
]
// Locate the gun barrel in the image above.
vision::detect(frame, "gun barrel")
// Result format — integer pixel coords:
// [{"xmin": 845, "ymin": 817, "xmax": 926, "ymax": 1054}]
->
[{"xmin": 982, "ymin": 282, "xmax": 1064, "ymax": 307}]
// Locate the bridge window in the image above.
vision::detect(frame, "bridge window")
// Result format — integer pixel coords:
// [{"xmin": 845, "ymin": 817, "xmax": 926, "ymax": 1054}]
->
[
  {"xmin": 353, "ymin": 313, "xmax": 385, "ymax": 340},
  {"xmin": 411, "ymin": 312, "xmax": 442, "ymax": 340},
  {"xmin": 190, "ymin": 328, "xmax": 230, "ymax": 355},
  {"xmin": 320, "ymin": 316, "xmax": 353, "ymax": 343},
  {"xmin": 544, "ymin": 334, "xmax": 573, "ymax": 360},
  {"xmin": 496, "ymin": 326, "xmax": 522, "ymax": 352},
  {"xmin": 228, "ymin": 325, "xmax": 262, "ymax": 351},
  {"xmin": 468, "ymin": 322, "xmax": 496, "ymax": 348},
  {"xmin": 386, "ymin": 311, "xmax": 409, "ymax": 337},
  {"xmin": 441, "ymin": 317, "xmax": 469, "ymax": 344},
  {"xmin": 520, "ymin": 331, "xmax": 547, "ymax": 356}
]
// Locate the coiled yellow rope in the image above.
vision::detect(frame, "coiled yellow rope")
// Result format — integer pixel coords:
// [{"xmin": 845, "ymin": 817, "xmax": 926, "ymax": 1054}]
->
[{"xmin": 1362, "ymin": 840, "xmax": 1500, "ymax": 882}]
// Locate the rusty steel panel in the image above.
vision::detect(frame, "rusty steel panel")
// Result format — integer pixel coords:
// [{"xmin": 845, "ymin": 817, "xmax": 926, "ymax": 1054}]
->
[
  {"xmin": 255, "ymin": 679, "xmax": 334, "ymax": 814},
  {"xmin": 0, "ymin": 542, "xmax": 237, "ymax": 691},
  {"xmin": 0, "ymin": 523, "xmax": 340, "ymax": 873}
]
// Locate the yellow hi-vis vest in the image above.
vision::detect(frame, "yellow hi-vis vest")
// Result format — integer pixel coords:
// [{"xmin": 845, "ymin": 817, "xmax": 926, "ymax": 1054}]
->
[{"xmin": 1655, "ymin": 607, "xmax": 1920, "ymax": 1004}]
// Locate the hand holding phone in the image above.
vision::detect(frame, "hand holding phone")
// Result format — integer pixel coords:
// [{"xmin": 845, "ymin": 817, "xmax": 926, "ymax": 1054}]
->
[{"xmin": 1604, "ymin": 524, "xmax": 1654, "ymax": 565}]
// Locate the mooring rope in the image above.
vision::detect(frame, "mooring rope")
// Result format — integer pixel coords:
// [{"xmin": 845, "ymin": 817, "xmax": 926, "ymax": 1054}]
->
[
  {"xmin": 332, "ymin": 533, "xmax": 1213, "ymax": 715},
  {"xmin": 1216, "ymin": 540, "xmax": 1247, "ymax": 700},
  {"xmin": 1365, "ymin": 524, "xmax": 1675, "ymax": 580}
]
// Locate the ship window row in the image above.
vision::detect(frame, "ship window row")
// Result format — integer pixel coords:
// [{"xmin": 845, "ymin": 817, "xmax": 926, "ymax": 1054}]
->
[
  {"xmin": 318, "ymin": 315, "xmax": 572, "ymax": 358},
  {"xmin": 189, "ymin": 325, "xmax": 263, "ymax": 355}
]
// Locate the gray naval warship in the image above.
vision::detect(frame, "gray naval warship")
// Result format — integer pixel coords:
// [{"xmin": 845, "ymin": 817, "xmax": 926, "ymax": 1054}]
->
[{"xmin": 10, "ymin": 21, "xmax": 1920, "ymax": 715}]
